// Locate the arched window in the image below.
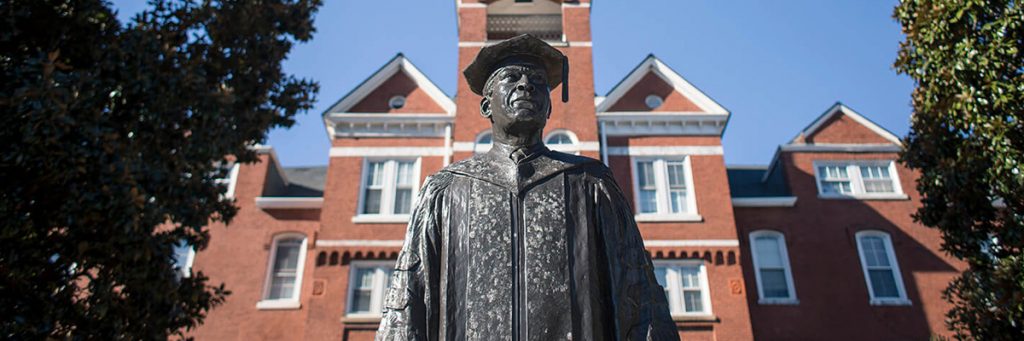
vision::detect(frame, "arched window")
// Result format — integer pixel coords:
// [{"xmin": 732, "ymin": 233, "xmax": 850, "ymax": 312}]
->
[
  {"xmin": 854, "ymin": 230, "xmax": 909, "ymax": 305},
  {"xmin": 257, "ymin": 233, "xmax": 308, "ymax": 309},
  {"xmin": 749, "ymin": 230, "xmax": 798, "ymax": 304},
  {"xmin": 474, "ymin": 130, "xmax": 493, "ymax": 154},
  {"xmin": 544, "ymin": 130, "xmax": 579, "ymax": 154},
  {"xmin": 545, "ymin": 132, "xmax": 575, "ymax": 145}
]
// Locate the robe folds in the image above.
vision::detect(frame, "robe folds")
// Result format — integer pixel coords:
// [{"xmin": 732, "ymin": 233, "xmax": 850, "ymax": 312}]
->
[{"xmin": 376, "ymin": 144, "xmax": 678, "ymax": 341}]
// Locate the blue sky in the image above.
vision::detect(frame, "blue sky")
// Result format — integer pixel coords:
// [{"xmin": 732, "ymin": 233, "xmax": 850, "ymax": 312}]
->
[{"xmin": 112, "ymin": 0, "xmax": 912, "ymax": 167}]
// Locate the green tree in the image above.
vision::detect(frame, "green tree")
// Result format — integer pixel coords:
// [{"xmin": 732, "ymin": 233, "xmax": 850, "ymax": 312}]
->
[
  {"xmin": 895, "ymin": 0, "xmax": 1023, "ymax": 339},
  {"xmin": 0, "ymin": 0, "xmax": 320, "ymax": 339}
]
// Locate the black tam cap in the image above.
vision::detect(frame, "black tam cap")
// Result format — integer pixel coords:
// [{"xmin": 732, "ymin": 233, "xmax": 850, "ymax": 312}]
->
[{"xmin": 463, "ymin": 34, "xmax": 569, "ymax": 102}]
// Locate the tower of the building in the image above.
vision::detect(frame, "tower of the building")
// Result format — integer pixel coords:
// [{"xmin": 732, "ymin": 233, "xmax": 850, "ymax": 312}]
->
[{"xmin": 452, "ymin": 0, "xmax": 598, "ymax": 160}]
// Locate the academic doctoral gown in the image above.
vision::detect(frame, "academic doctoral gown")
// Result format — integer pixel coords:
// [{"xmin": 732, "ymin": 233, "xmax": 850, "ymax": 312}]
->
[{"xmin": 375, "ymin": 143, "xmax": 678, "ymax": 341}]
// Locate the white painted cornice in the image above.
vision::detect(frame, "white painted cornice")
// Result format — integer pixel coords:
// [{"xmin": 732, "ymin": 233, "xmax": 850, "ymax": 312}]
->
[
  {"xmin": 325, "ymin": 113, "xmax": 454, "ymax": 138},
  {"xmin": 597, "ymin": 112, "xmax": 728, "ymax": 136}
]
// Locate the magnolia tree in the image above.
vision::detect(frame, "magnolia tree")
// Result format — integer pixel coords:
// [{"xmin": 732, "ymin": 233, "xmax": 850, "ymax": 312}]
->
[
  {"xmin": 0, "ymin": 0, "xmax": 320, "ymax": 339},
  {"xmin": 895, "ymin": 0, "xmax": 1023, "ymax": 339}
]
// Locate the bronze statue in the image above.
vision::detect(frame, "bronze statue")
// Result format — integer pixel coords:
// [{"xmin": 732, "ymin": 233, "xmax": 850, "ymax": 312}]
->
[{"xmin": 376, "ymin": 34, "xmax": 678, "ymax": 341}]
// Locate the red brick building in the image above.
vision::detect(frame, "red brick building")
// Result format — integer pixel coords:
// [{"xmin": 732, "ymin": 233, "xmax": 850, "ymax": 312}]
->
[{"xmin": 184, "ymin": 1, "xmax": 962, "ymax": 339}]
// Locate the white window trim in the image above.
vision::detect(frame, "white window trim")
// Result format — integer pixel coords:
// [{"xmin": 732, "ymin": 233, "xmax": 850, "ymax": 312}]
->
[
  {"xmin": 631, "ymin": 156, "xmax": 701, "ymax": 222},
  {"xmin": 345, "ymin": 260, "xmax": 396, "ymax": 317},
  {"xmin": 749, "ymin": 230, "xmax": 799, "ymax": 305},
  {"xmin": 854, "ymin": 230, "xmax": 912, "ymax": 306},
  {"xmin": 813, "ymin": 160, "xmax": 908, "ymax": 200},
  {"xmin": 257, "ymin": 233, "xmax": 308, "ymax": 310},
  {"xmin": 654, "ymin": 259, "xmax": 713, "ymax": 317},
  {"xmin": 353, "ymin": 158, "xmax": 421, "ymax": 223}
]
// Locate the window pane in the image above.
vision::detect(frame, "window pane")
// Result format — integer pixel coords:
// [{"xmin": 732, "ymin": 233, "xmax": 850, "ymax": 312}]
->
[
  {"xmin": 669, "ymin": 190, "xmax": 687, "ymax": 213},
  {"xmin": 820, "ymin": 165, "xmax": 848, "ymax": 179},
  {"xmin": 546, "ymin": 133, "xmax": 573, "ymax": 145},
  {"xmin": 863, "ymin": 180, "xmax": 894, "ymax": 193},
  {"xmin": 754, "ymin": 236, "xmax": 783, "ymax": 268},
  {"xmin": 363, "ymin": 189, "xmax": 382, "ymax": 214},
  {"xmin": 637, "ymin": 162, "xmax": 655, "ymax": 188},
  {"xmin": 860, "ymin": 166, "xmax": 890, "ymax": 179},
  {"xmin": 356, "ymin": 268, "xmax": 375, "ymax": 288},
  {"xmin": 683, "ymin": 290, "xmax": 704, "ymax": 313},
  {"xmin": 367, "ymin": 162, "xmax": 385, "ymax": 187},
  {"xmin": 760, "ymin": 269, "xmax": 790, "ymax": 298},
  {"xmin": 268, "ymin": 275, "xmax": 296, "ymax": 299},
  {"xmin": 861, "ymin": 236, "xmax": 890, "ymax": 267},
  {"xmin": 273, "ymin": 240, "xmax": 301, "ymax": 273},
  {"xmin": 666, "ymin": 162, "xmax": 686, "ymax": 188},
  {"xmin": 680, "ymin": 267, "xmax": 701, "ymax": 288},
  {"xmin": 351, "ymin": 289, "xmax": 373, "ymax": 312},
  {"xmin": 869, "ymin": 269, "xmax": 900, "ymax": 298},
  {"xmin": 394, "ymin": 189, "xmax": 412, "ymax": 214},
  {"xmin": 821, "ymin": 181, "xmax": 852, "ymax": 194},
  {"xmin": 639, "ymin": 190, "xmax": 657, "ymax": 213},
  {"xmin": 396, "ymin": 161, "xmax": 414, "ymax": 186}
]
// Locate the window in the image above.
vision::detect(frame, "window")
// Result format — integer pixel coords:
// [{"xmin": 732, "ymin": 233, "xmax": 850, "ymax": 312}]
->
[
  {"xmin": 645, "ymin": 94, "xmax": 663, "ymax": 109},
  {"xmin": 749, "ymin": 231, "xmax": 798, "ymax": 304},
  {"xmin": 545, "ymin": 132, "xmax": 574, "ymax": 145},
  {"xmin": 388, "ymin": 95, "xmax": 406, "ymax": 109},
  {"xmin": 654, "ymin": 261, "xmax": 712, "ymax": 316},
  {"xmin": 258, "ymin": 234, "xmax": 308, "ymax": 309},
  {"xmin": 813, "ymin": 161, "xmax": 905, "ymax": 199},
  {"xmin": 346, "ymin": 261, "xmax": 395, "ymax": 316},
  {"xmin": 171, "ymin": 240, "xmax": 196, "ymax": 279},
  {"xmin": 360, "ymin": 159, "xmax": 418, "ymax": 217},
  {"xmin": 855, "ymin": 231, "xmax": 910, "ymax": 305},
  {"xmin": 474, "ymin": 130, "xmax": 493, "ymax": 154},
  {"xmin": 632, "ymin": 157, "xmax": 699, "ymax": 221}
]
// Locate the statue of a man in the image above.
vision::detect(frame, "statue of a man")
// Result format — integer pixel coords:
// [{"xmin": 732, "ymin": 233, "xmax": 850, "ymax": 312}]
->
[{"xmin": 376, "ymin": 34, "xmax": 678, "ymax": 341}]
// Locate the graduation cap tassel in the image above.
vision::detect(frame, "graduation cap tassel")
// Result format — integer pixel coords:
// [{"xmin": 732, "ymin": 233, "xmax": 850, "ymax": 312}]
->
[{"xmin": 561, "ymin": 55, "xmax": 569, "ymax": 103}]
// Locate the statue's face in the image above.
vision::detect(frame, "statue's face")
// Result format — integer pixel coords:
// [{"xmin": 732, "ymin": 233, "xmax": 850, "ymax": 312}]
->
[{"xmin": 481, "ymin": 61, "xmax": 551, "ymax": 137}]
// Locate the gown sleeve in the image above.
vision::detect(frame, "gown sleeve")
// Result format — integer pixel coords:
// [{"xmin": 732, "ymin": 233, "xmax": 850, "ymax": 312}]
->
[
  {"xmin": 592, "ymin": 167, "xmax": 680, "ymax": 341},
  {"xmin": 375, "ymin": 172, "xmax": 452, "ymax": 341}
]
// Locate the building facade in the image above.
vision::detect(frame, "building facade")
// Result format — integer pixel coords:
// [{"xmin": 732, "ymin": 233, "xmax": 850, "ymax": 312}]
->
[{"xmin": 185, "ymin": 1, "xmax": 962, "ymax": 340}]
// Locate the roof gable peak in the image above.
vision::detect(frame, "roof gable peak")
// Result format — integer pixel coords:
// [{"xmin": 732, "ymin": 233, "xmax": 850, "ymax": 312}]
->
[
  {"xmin": 788, "ymin": 102, "xmax": 902, "ymax": 145},
  {"xmin": 597, "ymin": 54, "xmax": 728, "ymax": 115},
  {"xmin": 323, "ymin": 54, "xmax": 455, "ymax": 116}
]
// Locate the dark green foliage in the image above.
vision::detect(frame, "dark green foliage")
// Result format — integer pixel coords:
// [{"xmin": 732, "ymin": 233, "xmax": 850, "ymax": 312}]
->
[
  {"xmin": 894, "ymin": 0, "xmax": 1023, "ymax": 339},
  {"xmin": 0, "ymin": 0, "xmax": 320, "ymax": 339}
]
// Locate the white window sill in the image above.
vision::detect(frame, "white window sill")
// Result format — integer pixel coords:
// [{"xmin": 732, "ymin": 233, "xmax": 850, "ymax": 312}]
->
[
  {"xmin": 870, "ymin": 298, "xmax": 912, "ymax": 306},
  {"xmin": 758, "ymin": 298, "xmax": 799, "ymax": 305},
  {"xmin": 634, "ymin": 213, "xmax": 703, "ymax": 223},
  {"xmin": 341, "ymin": 314, "xmax": 383, "ymax": 323},
  {"xmin": 256, "ymin": 299, "xmax": 301, "ymax": 310},
  {"xmin": 671, "ymin": 314, "xmax": 717, "ymax": 322},
  {"xmin": 818, "ymin": 193, "xmax": 909, "ymax": 201},
  {"xmin": 351, "ymin": 214, "xmax": 410, "ymax": 224}
]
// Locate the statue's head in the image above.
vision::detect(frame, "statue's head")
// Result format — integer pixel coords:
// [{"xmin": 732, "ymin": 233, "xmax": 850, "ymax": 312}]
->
[
  {"xmin": 480, "ymin": 57, "xmax": 551, "ymax": 136},
  {"xmin": 463, "ymin": 34, "xmax": 567, "ymax": 146}
]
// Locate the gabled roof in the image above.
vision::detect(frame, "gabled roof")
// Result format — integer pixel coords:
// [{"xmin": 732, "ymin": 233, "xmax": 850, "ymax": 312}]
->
[
  {"xmin": 322, "ymin": 53, "xmax": 455, "ymax": 115},
  {"xmin": 596, "ymin": 54, "xmax": 728, "ymax": 115},
  {"xmin": 788, "ymin": 102, "xmax": 902, "ymax": 145}
]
